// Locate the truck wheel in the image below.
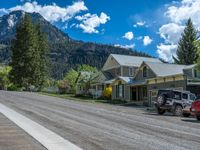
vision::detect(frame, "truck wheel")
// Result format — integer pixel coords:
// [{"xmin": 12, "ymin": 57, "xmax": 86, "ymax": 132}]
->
[
  {"xmin": 197, "ymin": 116, "xmax": 200, "ymax": 121},
  {"xmin": 174, "ymin": 105, "xmax": 183, "ymax": 116},
  {"xmin": 157, "ymin": 108, "xmax": 165, "ymax": 115}
]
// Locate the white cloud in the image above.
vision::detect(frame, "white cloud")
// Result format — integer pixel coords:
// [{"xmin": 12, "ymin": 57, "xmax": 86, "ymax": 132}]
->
[
  {"xmin": 143, "ymin": 36, "xmax": 153, "ymax": 46},
  {"xmin": 76, "ymin": 12, "xmax": 110, "ymax": 34},
  {"xmin": 0, "ymin": 1, "xmax": 110, "ymax": 33},
  {"xmin": 157, "ymin": 44, "xmax": 177, "ymax": 62},
  {"xmin": 137, "ymin": 21, "xmax": 145, "ymax": 26},
  {"xmin": 157, "ymin": 0, "xmax": 200, "ymax": 62},
  {"xmin": 159, "ymin": 23, "xmax": 185, "ymax": 44},
  {"xmin": 123, "ymin": 31, "xmax": 134, "ymax": 40},
  {"xmin": 4, "ymin": 1, "xmax": 88, "ymax": 22},
  {"xmin": 114, "ymin": 44, "xmax": 135, "ymax": 49},
  {"xmin": 165, "ymin": 0, "xmax": 200, "ymax": 28},
  {"xmin": 0, "ymin": 8, "xmax": 8, "ymax": 17},
  {"xmin": 133, "ymin": 21, "xmax": 146, "ymax": 27},
  {"xmin": 75, "ymin": 13, "xmax": 91, "ymax": 21}
]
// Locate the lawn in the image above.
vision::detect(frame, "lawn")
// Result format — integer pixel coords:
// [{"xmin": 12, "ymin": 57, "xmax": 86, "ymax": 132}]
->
[{"xmin": 40, "ymin": 92, "xmax": 127, "ymax": 105}]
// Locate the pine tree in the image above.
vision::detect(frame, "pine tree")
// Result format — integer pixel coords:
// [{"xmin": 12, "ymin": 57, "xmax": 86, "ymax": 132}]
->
[
  {"xmin": 35, "ymin": 23, "xmax": 49, "ymax": 89},
  {"xmin": 173, "ymin": 18, "xmax": 198, "ymax": 64},
  {"xmin": 9, "ymin": 14, "xmax": 49, "ymax": 90}
]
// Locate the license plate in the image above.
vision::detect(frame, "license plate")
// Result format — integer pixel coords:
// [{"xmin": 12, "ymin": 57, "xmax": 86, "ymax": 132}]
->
[{"xmin": 191, "ymin": 108, "xmax": 196, "ymax": 112}]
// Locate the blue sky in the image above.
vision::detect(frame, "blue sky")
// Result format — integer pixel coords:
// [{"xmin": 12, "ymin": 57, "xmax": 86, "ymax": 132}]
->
[{"xmin": 0, "ymin": 0, "xmax": 200, "ymax": 62}]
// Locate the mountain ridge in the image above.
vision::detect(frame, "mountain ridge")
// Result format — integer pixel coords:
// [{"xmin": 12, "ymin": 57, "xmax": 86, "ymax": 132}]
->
[{"xmin": 0, "ymin": 10, "xmax": 153, "ymax": 79}]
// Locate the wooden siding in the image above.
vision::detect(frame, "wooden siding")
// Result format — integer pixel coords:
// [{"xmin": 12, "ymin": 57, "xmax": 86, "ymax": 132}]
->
[
  {"xmin": 103, "ymin": 55, "xmax": 120, "ymax": 71},
  {"xmin": 147, "ymin": 75, "xmax": 185, "ymax": 85},
  {"xmin": 134, "ymin": 64, "xmax": 156, "ymax": 80},
  {"xmin": 184, "ymin": 69, "xmax": 193, "ymax": 78},
  {"xmin": 122, "ymin": 66, "xmax": 137, "ymax": 77},
  {"xmin": 106, "ymin": 68, "xmax": 121, "ymax": 78}
]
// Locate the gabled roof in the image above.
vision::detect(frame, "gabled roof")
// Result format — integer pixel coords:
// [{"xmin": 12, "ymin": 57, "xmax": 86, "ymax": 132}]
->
[
  {"xmin": 144, "ymin": 62, "xmax": 193, "ymax": 77},
  {"xmin": 183, "ymin": 64, "xmax": 197, "ymax": 70},
  {"xmin": 111, "ymin": 54, "xmax": 162, "ymax": 67},
  {"xmin": 104, "ymin": 79, "xmax": 116, "ymax": 84}
]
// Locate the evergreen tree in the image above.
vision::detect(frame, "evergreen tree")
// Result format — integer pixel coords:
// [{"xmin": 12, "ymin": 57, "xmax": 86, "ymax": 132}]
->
[
  {"xmin": 9, "ymin": 14, "xmax": 48, "ymax": 90},
  {"xmin": 173, "ymin": 18, "xmax": 198, "ymax": 64},
  {"xmin": 34, "ymin": 24, "xmax": 49, "ymax": 89},
  {"xmin": 196, "ymin": 40, "xmax": 200, "ymax": 70}
]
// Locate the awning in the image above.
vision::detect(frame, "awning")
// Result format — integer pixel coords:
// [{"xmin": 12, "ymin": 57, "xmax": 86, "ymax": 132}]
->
[{"xmin": 128, "ymin": 80, "xmax": 146, "ymax": 86}]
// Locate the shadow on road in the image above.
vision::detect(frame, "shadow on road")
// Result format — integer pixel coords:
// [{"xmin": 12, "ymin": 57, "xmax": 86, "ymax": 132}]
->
[
  {"xmin": 120, "ymin": 103, "xmax": 145, "ymax": 108},
  {"xmin": 181, "ymin": 119, "xmax": 200, "ymax": 123},
  {"xmin": 143, "ymin": 112, "xmax": 176, "ymax": 117}
]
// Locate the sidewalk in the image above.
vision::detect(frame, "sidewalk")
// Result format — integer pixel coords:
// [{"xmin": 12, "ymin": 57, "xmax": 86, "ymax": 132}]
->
[{"xmin": 0, "ymin": 113, "xmax": 46, "ymax": 150}]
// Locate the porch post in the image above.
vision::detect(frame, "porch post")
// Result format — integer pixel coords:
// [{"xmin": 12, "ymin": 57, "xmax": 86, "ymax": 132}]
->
[
  {"xmin": 95, "ymin": 85, "xmax": 98, "ymax": 99},
  {"xmin": 121, "ymin": 66, "xmax": 123, "ymax": 76},
  {"xmin": 136, "ymin": 87, "xmax": 138, "ymax": 101}
]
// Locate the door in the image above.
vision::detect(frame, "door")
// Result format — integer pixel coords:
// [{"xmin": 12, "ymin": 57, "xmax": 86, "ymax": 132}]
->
[{"xmin": 131, "ymin": 87, "xmax": 137, "ymax": 101}]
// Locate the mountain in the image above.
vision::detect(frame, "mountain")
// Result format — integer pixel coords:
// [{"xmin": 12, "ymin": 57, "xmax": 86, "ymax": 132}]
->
[{"xmin": 0, "ymin": 10, "xmax": 152, "ymax": 79}]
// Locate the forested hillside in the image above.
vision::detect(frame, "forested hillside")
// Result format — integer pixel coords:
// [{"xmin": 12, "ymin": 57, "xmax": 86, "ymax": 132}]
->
[{"xmin": 0, "ymin": 10, "xmax": 152, "ymax": 79}]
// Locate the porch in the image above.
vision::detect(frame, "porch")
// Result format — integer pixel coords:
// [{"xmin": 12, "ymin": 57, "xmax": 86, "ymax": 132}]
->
[
  {"xmin": 130, "ymin": 86, "xmax": 147, "ymax": 102},
  {"xmin": 91, "ymin": 79, "xmax": 114, "ymax": 98}
]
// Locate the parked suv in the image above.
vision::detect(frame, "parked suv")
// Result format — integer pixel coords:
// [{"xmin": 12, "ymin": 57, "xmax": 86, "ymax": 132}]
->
[{"xmin": 155, "ymin": 90, "xmax": 196, "ymax": 116}]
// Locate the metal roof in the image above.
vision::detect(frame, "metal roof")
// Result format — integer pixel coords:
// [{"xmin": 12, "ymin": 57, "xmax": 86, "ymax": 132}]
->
[
  {"xmin": 129, "ymin": 80, "xmax": 146, "ymax": 86},
  {"xmin": 183, "ymin": 64, "xmax": 197, "ymax": 70},
  {"xmin": 117, "ymin": 76, "xmax": 133, "ymax": 84},
  {"xmin": 145, "ymin": 62, "xmax": 187, "ymax": 77},
  {"xmin": 104, "ymin": 79, "xmax": 116, "ymax": 84},
  {"xmin": 111, "ymin": 54, "xmax": 162, "ymax": 67}
]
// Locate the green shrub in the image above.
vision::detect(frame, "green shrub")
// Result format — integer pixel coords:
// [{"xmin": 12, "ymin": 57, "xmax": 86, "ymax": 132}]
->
[
  {"xmin": 7, "ymin": 84, "xmax": 20, "ymax": 91},
  {"xmin": 57, "ymin": 80, "xmax": 71, "ymax": 94}
]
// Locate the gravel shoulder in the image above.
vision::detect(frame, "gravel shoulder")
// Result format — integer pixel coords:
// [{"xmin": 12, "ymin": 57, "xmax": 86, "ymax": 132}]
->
[{"xmin": 0, "ymin": 91, "xmax": 200, "ymax": 150}]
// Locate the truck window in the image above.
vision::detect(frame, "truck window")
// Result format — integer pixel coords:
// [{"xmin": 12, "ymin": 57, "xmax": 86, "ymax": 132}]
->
[
  {"xmin": 190, "ymin": 94, "xmax": 196, "ymax": 101},
  {"xmin": 182, "ymin": 93, "xmax": 188, "ymax": 99},
  {"xmin": 173, "ymin": 92, "xmax": 181, "ymax": 100}
]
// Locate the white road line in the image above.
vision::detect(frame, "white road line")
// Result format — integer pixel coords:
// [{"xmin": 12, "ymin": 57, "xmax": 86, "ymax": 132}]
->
[{"xmin": 0, "ymin": 103, "xmax": 82, "ymax": 150}]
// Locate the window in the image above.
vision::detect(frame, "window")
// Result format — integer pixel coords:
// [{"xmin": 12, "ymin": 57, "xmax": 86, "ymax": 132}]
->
[
  {"xmin": 173, "ymin": 92, "xmax": 181, "ymax": 100},
  {"xmin": 190, "ymin": 94, "xmax": 196, "ymax": 101},
  {"xmin": 194, "ymin": 69, "xmax": 197, "ymax": 78},
  {"xmin": 143, "ymin": 66, "xmax": 147, "ymax": 77},
  {"xmin": 116, "ymin": 83, "xmax": 124, "ymax": 98},
  {"xmin": 116, "ymin": 85, "xmax": 119, "ymax": 97},
  {"xmin": 194, "ymin": 69, "xmax": 200, "ymax": 78},
  {"xmin": 119, "ymin": 85, "xmax": 123, "ymax": 97},
  {"xmin": 129, "ymin": 67, "xmax": 134, "ymax": 76},
  {"xmin": 102, "ymin": 85, "xmax": 105, "ymax": 90},
  {"xmin": 151, "ymin": 90, "xmax": 158, "ymax": 97},
  {"xmin": 182, "ymin": 93, "xmax": 188, "ymax": 100}
]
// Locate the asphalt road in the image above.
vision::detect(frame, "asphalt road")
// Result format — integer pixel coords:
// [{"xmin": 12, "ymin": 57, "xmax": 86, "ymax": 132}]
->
[{"xmin": 0, "ymin": 91, "xmax": 200, "ymax": 150}]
